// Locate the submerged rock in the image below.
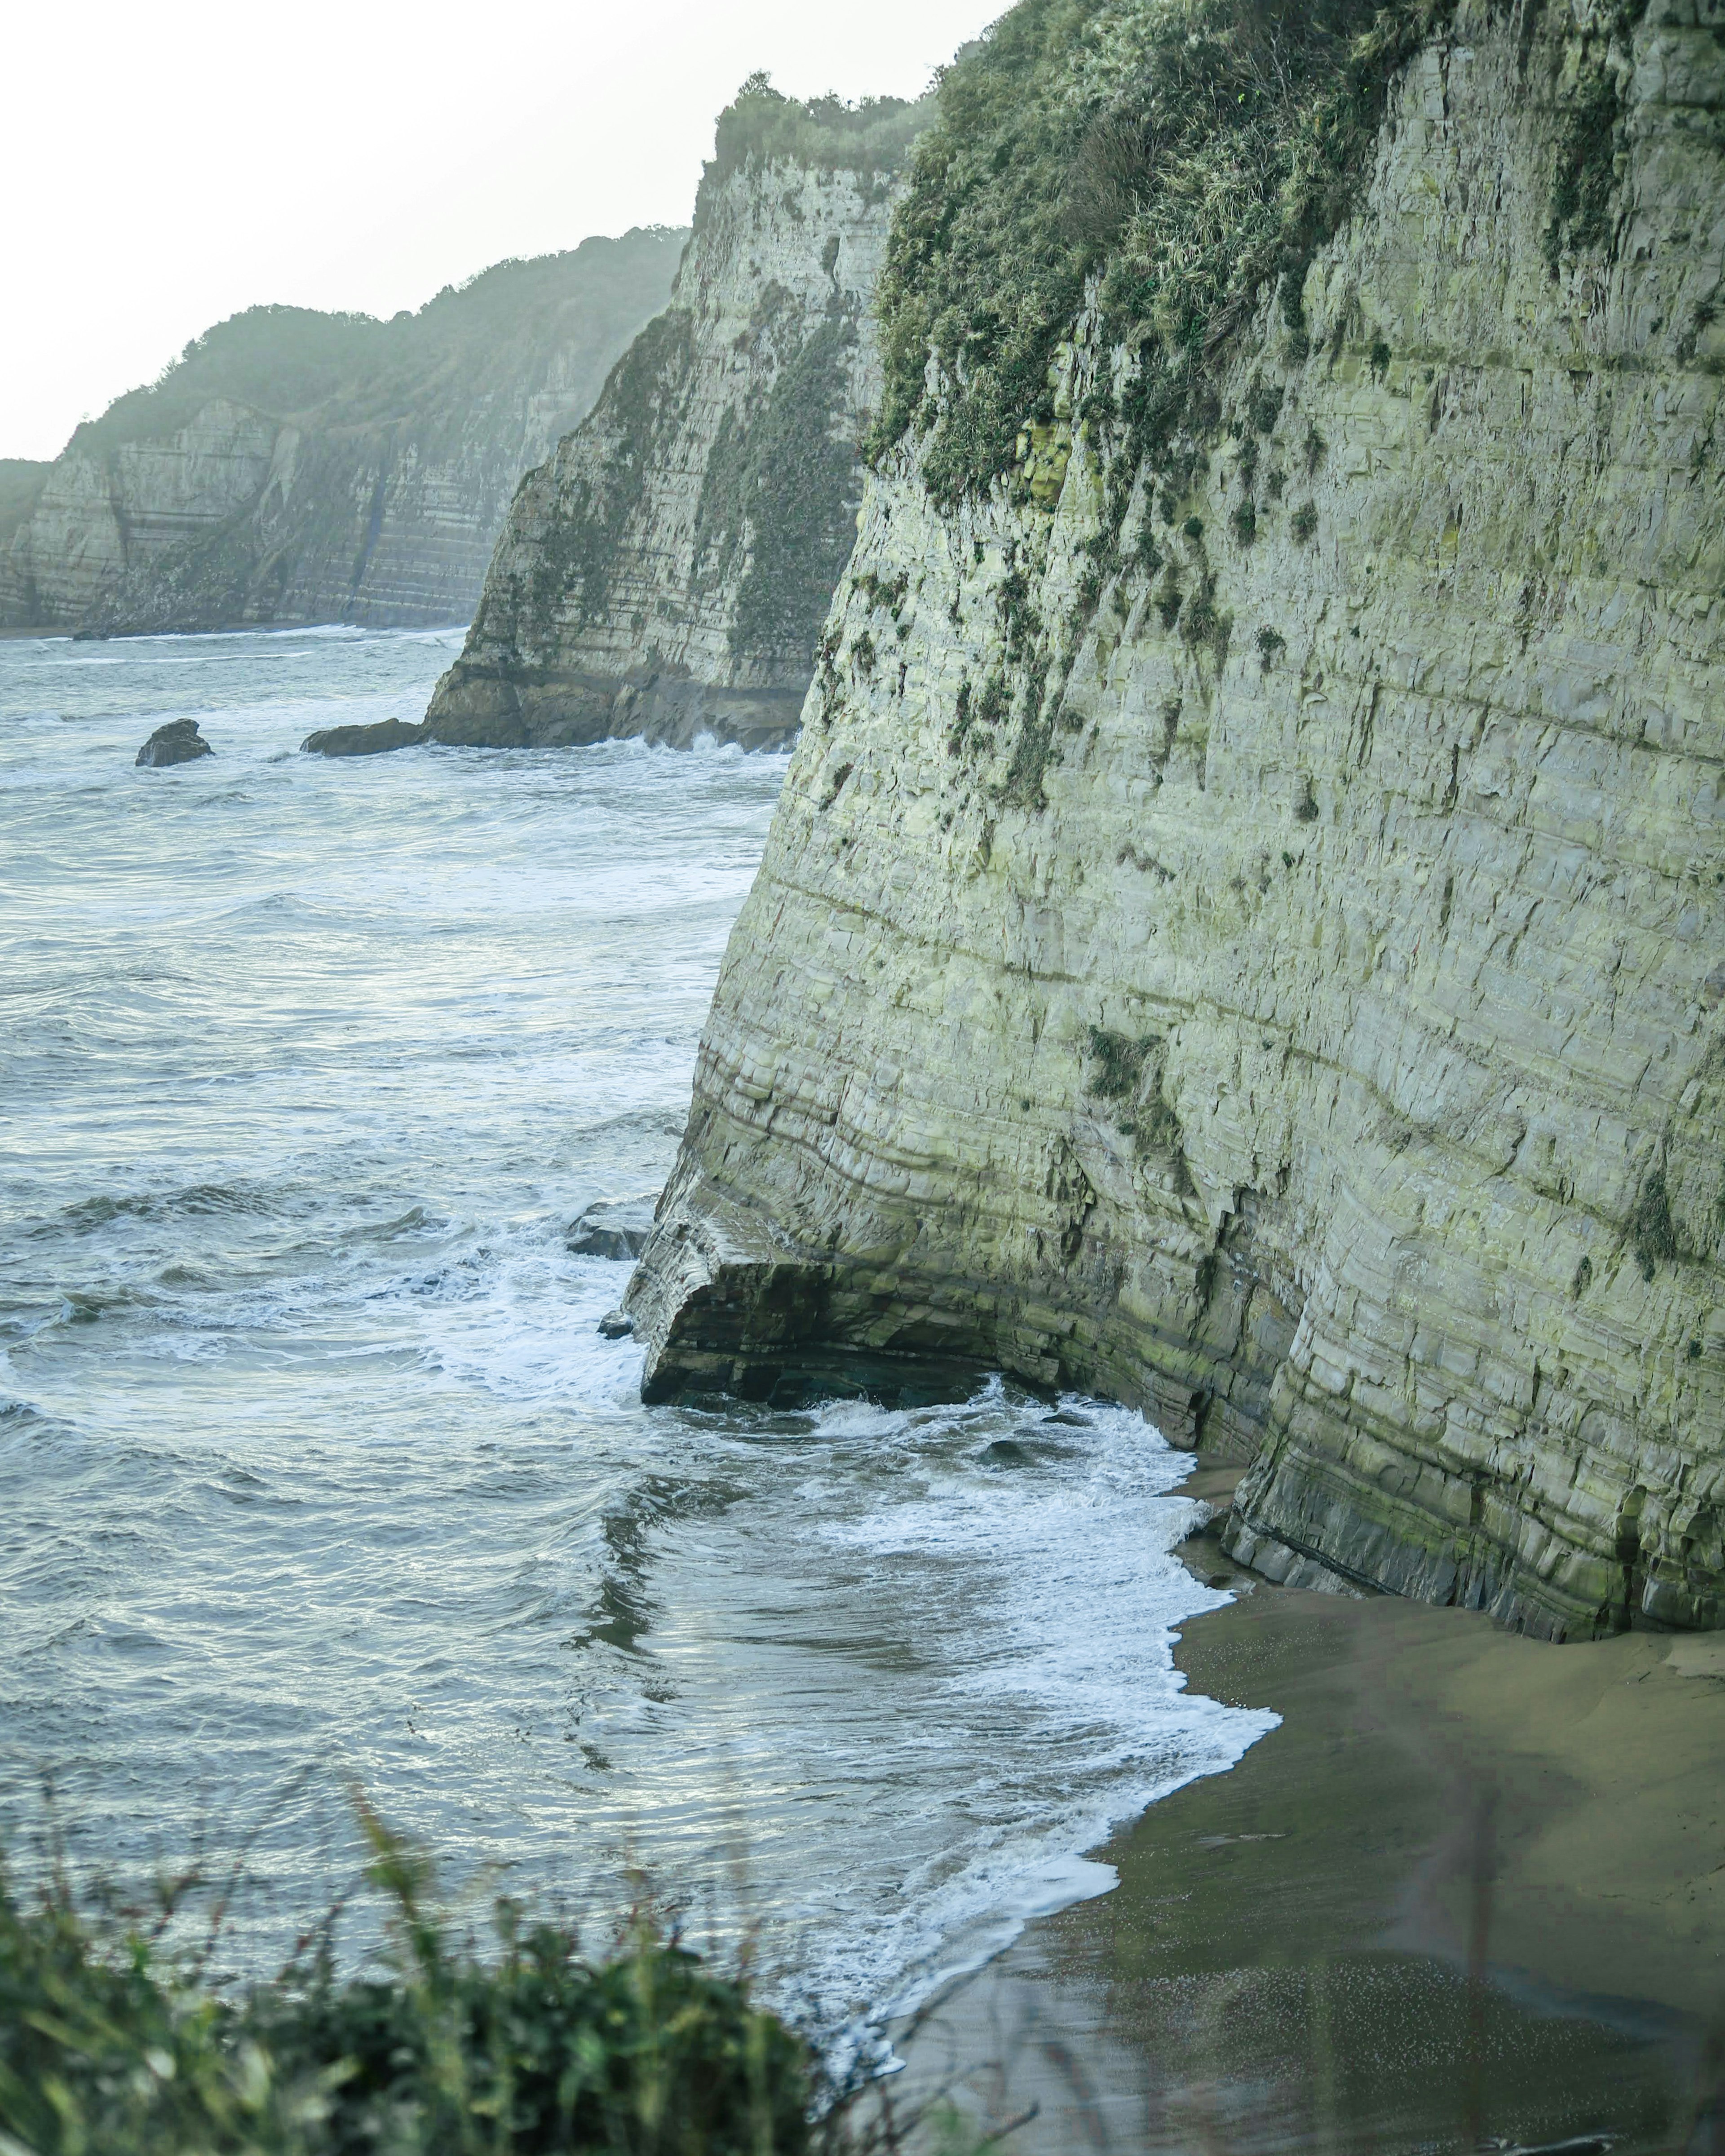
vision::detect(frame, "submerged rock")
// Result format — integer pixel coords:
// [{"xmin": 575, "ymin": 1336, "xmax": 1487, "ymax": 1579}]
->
[
  {"xmin": 568, "ymin": 1195, "xmax": 658, "ymax": 1262},
  {"xmin": 135, "ymin": 719, "xmax": 213, "ymax": 767}
]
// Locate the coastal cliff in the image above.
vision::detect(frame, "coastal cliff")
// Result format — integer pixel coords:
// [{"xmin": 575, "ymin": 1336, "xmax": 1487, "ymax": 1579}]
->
[
  {"xmin": 625, "ymin": 0, "xmax": 1725, "ymax": 1640},
  {"xmin": 0, "ymin": 461, "xmax": 49, "ymax": 563},
  {"xmin": 417, "ymin": 84, "xmax": 925, "ymax": 753},
  {"xmin": 0, "ymin": 233, "xmax": 685, "ymax": 636}
]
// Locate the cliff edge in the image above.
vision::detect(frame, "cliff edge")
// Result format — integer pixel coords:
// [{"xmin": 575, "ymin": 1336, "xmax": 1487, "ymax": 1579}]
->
[
  {"xmin": 417, "ymin": 83, "xmax": 926, "ymax": 753},
  {"xmin": 625, "ymin": 0, "xmax": 1725, "ymax": 1640}
]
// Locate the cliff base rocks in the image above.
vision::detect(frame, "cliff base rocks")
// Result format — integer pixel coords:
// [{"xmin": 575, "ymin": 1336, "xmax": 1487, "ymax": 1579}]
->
[
  {"xmin": 421, "ymin": 675, "xmax": 806, "ymax": 755},
  {"xmin": 567, "ymin": 1195, "xmax": 659, "ymax": 1261},
  {"xmin": 301, "ymin": 720, "xmax": 430, "ymax": 758}
]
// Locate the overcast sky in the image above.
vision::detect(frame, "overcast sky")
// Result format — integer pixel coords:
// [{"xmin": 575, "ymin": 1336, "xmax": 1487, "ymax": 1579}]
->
[{"xmin": 6, "ymin": 0, "xmax": 1000, "ymax": 463}]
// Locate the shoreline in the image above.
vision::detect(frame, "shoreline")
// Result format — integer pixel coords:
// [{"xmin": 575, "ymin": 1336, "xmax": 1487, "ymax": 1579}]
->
[
  {"xmin": 0, "ymin": 619, "xmax": 473, "ymax": 643},
  {"xmin": 894, "ymin": 1462, "xmax": 1725, "ymax": 2154}
]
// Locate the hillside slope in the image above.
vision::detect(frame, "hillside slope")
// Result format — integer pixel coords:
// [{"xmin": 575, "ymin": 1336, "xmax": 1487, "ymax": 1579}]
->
[
  {"xmin": 0, "ymin": 231, "xmax": 686, "ymax": 636},
  {"xmin": 624, "ymin": 0, "xmax": 1725, "ymax": 1640},
  {"xmin": 412, "ymin": 84, "xmax": 926, "ymax": 753}
]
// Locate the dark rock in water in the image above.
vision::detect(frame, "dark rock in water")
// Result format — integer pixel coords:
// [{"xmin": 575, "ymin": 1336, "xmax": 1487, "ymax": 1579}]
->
[
  {"xmin": 597, "ymin": 1309, "xmax": 635, "ymax": 1339},
  {"xmin": 135, "ymin": 719, "xmax": 213, "ymax": 767},
  {"xmin": 568, "ymin": 1194, "xmax": 659, "ymax": 1261},
  {"xmin": 301, "ymin": 718, "xmax": 429, "ymax": 757},
  {"xmin": 419, "ymin": 708, "xmax": 534, "ymax": 751}
]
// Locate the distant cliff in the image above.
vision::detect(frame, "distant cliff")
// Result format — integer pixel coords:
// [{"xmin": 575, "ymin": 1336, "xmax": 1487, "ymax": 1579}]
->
[
  {"xmin": 0, "ymin": 461, "xmax": 49, "ymax": 564},
  {"xmin": 625, "ymin": 0, "xmax": 1725, "ymax": 1641},
  {"xmin": 413, "ymin": 83, "xmax": 927, "ymax": 754},
  {"xmin": 0, "ymin": 232, "xmax": 686, "ymax": 637}
]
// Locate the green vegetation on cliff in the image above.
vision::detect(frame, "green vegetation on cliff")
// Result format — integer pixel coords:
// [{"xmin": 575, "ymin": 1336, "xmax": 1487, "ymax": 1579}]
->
[
  {"xmin": 871, "ymin": 0, "xmax": 1644, "ymax": 508},
  {"xmin": 694, "ymin": 306, "xmax": 863, "ymax": 666},
  {"xmin": 862, "ymin": 0, "xmax": 1648, "ymax": 813},
  {"xmin": 508, "ymin": 308, "xmax": 700, "ymax": 645},
  {"xmin": 871, "ymin": 0, "xmax": 1462, "ymax": 502},
  {"xmin": 701, "ymin": 75, "xmax": 929, "ymax": 209}
]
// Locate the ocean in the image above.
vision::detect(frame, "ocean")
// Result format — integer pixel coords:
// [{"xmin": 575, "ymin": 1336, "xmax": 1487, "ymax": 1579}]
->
[{"xmin": 0, "ymin": 624, "xmax": 1272, "ymax": 2059}]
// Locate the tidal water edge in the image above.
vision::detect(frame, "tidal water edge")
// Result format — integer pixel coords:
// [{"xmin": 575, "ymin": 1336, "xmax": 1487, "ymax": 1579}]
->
[{"xmin": 0, "ymin": 625, "xmax": 1270, "ymax": 2055}]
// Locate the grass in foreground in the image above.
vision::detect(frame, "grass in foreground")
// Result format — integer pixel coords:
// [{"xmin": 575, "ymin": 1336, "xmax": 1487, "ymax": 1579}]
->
[{"xmin": 0, "ymin": 1802, "xmax": 845, "ymax": 2156}]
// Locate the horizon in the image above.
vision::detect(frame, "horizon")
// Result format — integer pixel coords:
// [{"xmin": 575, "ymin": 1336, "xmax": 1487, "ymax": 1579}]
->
[{"xmin": 5, "ymin": 0, "xmax": 998, "ymax": 464}]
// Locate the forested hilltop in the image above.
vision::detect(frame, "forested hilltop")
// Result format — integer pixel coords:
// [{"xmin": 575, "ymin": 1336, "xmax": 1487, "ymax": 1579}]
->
[{"xmin": 0, "ymin": 230, "xmax": 686, "ymax": 636}]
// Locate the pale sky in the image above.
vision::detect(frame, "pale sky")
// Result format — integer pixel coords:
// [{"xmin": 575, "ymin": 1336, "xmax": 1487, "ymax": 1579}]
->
[{"xmin": 6, "ymin": 0, "xmax": 1001, "ymax": 463}]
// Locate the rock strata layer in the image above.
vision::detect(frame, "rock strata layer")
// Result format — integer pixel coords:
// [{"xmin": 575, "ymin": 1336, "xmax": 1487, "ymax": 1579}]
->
[
  {"xmin": 421, "ymin": 119, "xmax": 916, "ymax": 753},
  {"xmin": 1, "ymin": 233, "xmax": 685, "ymax": 637},
  {"xmin": 627, "ymin": 1, "xmax": 1725, "ymax": 1640}
]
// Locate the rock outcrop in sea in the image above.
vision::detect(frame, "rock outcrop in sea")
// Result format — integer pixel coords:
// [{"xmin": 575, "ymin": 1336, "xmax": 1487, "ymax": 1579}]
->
[
  {"xmin": 135, "ymin": 719, "xmax": 213, "ymax": 767},
  {"xmin": 624, "ymin": 0, "xmax": 1725, "ymax": 1640},
  {"xmin": 414, "ymin": 82, "xmax": 929, "ymax": 754},
  {"xmin": 0, "ymin": 233, "xmax": 686, "ymax": 638}
]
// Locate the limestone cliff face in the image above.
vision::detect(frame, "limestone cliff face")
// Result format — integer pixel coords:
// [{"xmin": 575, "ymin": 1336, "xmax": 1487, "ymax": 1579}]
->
[
  {"xmin": 0, "ymin": 233, "xmax": 685, "ymax": 636},
  {"xmin": 421, "ymin": 160, "xmax": 902, "ymax": 751},
  {"xmin": 627, "ymin": 0, "xmax": 1725, "ymax": 1641}
]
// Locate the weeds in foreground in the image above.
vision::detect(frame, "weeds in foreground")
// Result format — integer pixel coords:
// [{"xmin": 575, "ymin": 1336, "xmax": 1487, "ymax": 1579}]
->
[{"xmin": 0, "ymin": 1798, "xmax": 1024, "ymax": 2156}]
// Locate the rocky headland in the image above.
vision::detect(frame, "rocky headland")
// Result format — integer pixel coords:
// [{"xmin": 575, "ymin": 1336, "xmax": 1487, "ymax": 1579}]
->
[
  {"xmin": 407, "ymin": 82, "xmax": 929, "ymax": 755},
  {"xmin": 0, "ymin": 232, "xmax": 685, "ymax": 638},
  {"xmin": 622, "ymin": 0, "xmax": 1725, "ymax": 1641}
]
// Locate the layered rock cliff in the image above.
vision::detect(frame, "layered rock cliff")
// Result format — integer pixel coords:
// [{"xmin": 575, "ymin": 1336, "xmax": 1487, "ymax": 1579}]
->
[
  {"xmin": 0, "ymin": 233, "xmax": 685, "ymax": 636},
  {"xmin": 417, "ymin": 86, "xmax": 926, "ymax": 752},
  {"xmin": 625, "ymin": 0, "xmax": 1725, "ymax": 1640}
]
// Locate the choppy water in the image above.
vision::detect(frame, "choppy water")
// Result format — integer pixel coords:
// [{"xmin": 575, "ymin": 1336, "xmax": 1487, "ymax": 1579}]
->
[{"xmin": 0, "ymin": 625, "xmax": 1271, "ymax": 2052}]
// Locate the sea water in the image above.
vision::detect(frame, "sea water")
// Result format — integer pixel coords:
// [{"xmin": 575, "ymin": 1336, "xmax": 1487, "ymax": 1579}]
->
[{"xmin": 0, "ymin": 625, "xmax": 1273, "ymax": 2053}]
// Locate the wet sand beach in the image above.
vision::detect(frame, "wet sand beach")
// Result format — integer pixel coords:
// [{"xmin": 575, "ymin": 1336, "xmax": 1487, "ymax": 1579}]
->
[{"xmin": 897, "ymin": 1466, "xmax": 1725, "ymax": 2155}]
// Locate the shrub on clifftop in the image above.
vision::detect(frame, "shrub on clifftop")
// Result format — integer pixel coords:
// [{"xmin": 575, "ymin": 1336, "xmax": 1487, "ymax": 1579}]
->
[
  {"xmin": 702, "ymin": 75, "xmax": 930, "ymax": 206},
  {"xmin": 869, "ymin": 0, "xmax": 1502, "ymax": 503}
]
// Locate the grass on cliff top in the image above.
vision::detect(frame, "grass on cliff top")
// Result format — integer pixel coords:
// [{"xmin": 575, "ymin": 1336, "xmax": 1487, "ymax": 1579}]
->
[{"xmin": 870, "ymin": 0, "xmax": 1461, "ymax": 504}]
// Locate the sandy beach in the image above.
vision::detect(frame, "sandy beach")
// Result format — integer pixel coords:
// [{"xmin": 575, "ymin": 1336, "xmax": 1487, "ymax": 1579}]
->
[{"xmin": 896, "ymin": 1466, "xmax": 1725, "ymax": 2155}]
